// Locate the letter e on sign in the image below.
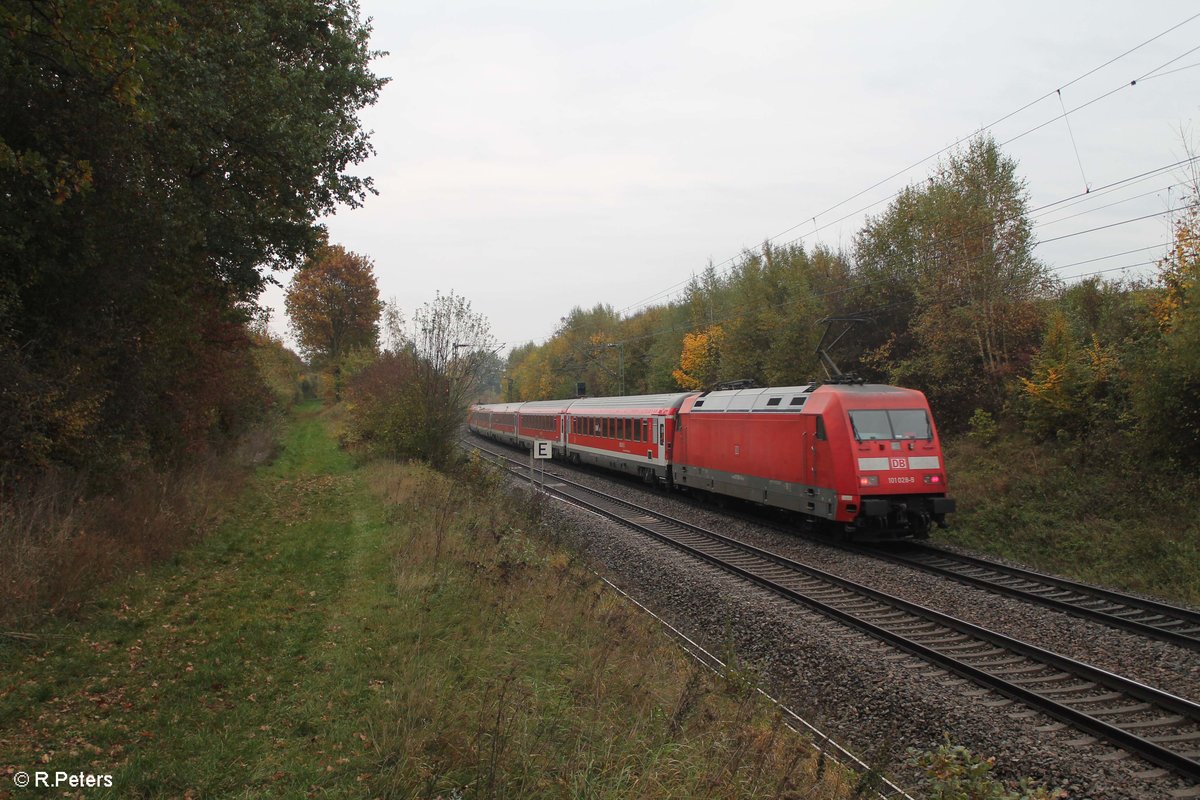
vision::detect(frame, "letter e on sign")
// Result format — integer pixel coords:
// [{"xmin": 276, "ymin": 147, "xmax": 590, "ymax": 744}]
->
[{"xmin": 534, "ymin": 440, "xmax": 553, "ymax": 459}]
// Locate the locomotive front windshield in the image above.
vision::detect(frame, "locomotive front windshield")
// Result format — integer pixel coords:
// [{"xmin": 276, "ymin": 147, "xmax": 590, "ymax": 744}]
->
[{"xmin": 849, "ymin": 409, "xmax": 932, "ymax": 441}]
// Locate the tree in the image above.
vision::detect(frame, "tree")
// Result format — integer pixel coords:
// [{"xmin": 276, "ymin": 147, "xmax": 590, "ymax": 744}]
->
[
  {"xmin": 0, "ymin": 0, "xmax": 384, "ymax": 478},
  {"xmin": 1130, "ymin": 181, "xmax": 1200, "ymax": 467},
  {"xmin": 285, "ymin": 244, "xmax": 382, "ymax": 364},
  {"xmin": 1019, "ymin": 311, "xmax": 1120, "ymax": 440},
  {"xmin": 347, "ymin": 292, "xmax": 497, "ymax": 467},
  {"xmin": 673, "ymin": 325, "xmax": 725, "ymax": 389},
  {"xmin": 852, "ymin": 136, "xmax": 1051, "ymax": 426}
]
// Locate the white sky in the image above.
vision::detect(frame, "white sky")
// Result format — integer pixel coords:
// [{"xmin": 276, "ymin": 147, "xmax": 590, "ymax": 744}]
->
[{"xmin": 262, "ymin": 1, "xmax": 1200, "ymax": 353}]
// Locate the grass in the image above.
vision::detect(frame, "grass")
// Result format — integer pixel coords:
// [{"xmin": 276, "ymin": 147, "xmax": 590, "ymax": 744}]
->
[
  {"xmin": 0, "ymin": 403, "xmax": 863, "ymax": 798},
  {"xmin": 938, "ymin": 432, "xmax": 1200, "ymax": 606}
]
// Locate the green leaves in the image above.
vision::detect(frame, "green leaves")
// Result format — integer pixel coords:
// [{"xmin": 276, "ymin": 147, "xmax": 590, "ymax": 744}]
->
[
  {"xmin": 852, "ymin": 136, "xmax": 1051, "ymax": 428},
  {"xmin": 0, "ymin": 0, "xmax": 384, "ymax": 478}
]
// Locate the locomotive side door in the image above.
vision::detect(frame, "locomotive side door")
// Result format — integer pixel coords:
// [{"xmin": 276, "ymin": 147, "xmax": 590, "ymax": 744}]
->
[{"xmin": 798, "ymin": 412, "xmax": 828, "ymax": 488}]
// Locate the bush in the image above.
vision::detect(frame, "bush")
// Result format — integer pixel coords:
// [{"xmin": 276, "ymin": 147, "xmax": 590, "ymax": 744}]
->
[
  {"xmin": 908, "ymin": 738, "xmax": 1065, "ymax": 800},
  {"xmin": 344, "ymin": 351, "xmax": 461, "ymax": 467},
  {"xmin": 967, "ymin": 409, "xmax": 998, "ymax": 444}
]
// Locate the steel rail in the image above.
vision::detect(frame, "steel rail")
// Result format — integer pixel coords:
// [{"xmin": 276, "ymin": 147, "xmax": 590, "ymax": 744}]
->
[
  {"xmin": 471, "ymin": 430, "xmax": 1200, "ymax": 650},
  {"xmin": 857, "ymin": 542, "xmax": 1200, "ymax": 651},
  {"xmin": 468, "ymin": 442, "xmax": 1200, "ymax": 783}
]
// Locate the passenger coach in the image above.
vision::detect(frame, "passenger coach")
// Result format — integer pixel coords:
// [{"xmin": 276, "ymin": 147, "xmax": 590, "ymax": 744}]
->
[{"xmin": 562, "ymin": 393, "xmax": 692, "ymax": 483}]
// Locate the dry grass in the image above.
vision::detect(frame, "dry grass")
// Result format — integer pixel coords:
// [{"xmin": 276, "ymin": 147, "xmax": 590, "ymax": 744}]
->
[
  {"xmin": 0, "ymin": 407, "xmax": 911, "ymax": 797},
  {"xmin": 0, "ymin": 420, "xmax": 280, "ymax": 631},
  {"xmin": 941, "ymin": 433, "xmax": 1200, "ymax": 605},
  {"xmin": 361, "ymin": 458, "xmax": 863, "ymax": 799}
]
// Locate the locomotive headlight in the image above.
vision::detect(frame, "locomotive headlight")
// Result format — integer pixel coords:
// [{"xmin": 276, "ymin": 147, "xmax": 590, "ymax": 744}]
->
[
  {"xmin": 923, "ymin": 474, "xmax": 943, "ymax": 484},
  {"xmin": 859, "ymin": 475, "xmax": 878, "ymax": 487}
]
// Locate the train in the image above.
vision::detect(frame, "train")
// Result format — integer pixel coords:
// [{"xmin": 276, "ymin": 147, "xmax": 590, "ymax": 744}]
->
[{"xmin": 468, "ymin": 382, "xmax": 955, "ymax": 540}]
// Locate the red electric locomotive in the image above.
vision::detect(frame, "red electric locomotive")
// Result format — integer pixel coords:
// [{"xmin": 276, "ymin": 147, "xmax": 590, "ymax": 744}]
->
[
  {"xmin": 671, "ymin": 383, "xmax": 953, "ymax": 538},
  {"xmin": 468, "ymin": 381, "xmax": 954, "ymax": 539}
]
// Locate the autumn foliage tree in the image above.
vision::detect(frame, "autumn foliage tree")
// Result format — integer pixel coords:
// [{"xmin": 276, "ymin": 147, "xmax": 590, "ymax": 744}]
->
[
  {"xmin": 347, "ymin": 292, "xmax": 497, "ymax": 467},
  {"xmin": 0, "ymin": 0, "xmax": 384, "ymax": 479},
  {"xmin": 1130, "ymin": 182, "xmax": 1200, "ymax": 467},
  {"xmin": 853, "ymin": 136, "xmax": 1051, "ymax": 427},
  {"xmin": 673, "ymin": 325, "xmax": 725, "ymax": 389},
  {"xmin": 285, "ymin": 244, "xmax": 383, "ymax": 365}
]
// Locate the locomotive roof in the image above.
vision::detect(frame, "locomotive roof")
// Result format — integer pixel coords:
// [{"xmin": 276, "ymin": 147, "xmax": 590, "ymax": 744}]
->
[
  {"xmin": 685, "ymin": 383, "xmax": 921, "ymax": 413},
  {"xmin": 686, "ymin": 385, "xmax": 817, "ymax": 413}
]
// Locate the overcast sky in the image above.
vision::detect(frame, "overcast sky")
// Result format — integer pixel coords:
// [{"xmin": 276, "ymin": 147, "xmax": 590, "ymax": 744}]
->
[{"xmin": 262, "ymin": 1, "xmax": 1200, "ymax": 352}]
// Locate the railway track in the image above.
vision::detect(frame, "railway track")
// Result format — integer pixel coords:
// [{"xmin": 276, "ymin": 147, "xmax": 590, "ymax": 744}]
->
[
  {"xmin": 469, "ymin": 441, "xmax": 1200, "ymax": 784},
  {"xmin": 853, "ymin": 542, "xmax": 1200, "ymax": 652}
]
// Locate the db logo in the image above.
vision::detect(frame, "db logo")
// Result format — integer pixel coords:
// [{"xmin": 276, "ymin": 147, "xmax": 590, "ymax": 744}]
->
[{"xmin": 890, "ymin": 457, "xmax": 908, "ymax": 470}]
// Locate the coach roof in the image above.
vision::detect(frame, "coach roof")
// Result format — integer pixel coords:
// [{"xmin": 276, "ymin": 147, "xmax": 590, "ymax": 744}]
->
[{"xmin": 565, "ymin": 392, "xmax": 697, "ymax": 415}]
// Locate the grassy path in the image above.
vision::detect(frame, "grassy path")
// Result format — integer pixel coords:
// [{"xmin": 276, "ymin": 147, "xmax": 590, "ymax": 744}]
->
[
  {"xmin": 1, "ymin": 405, "xmax": 859, "ymax": 799},
  {"xmin": 0, "ymin": 405, "xmax": 396, "ymax": 797}
]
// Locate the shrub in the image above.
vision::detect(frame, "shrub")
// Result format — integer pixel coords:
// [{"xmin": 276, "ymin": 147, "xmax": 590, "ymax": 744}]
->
[{"xmin": 908, "ymin": 738, "xmax": 1065, "ymax": 800}]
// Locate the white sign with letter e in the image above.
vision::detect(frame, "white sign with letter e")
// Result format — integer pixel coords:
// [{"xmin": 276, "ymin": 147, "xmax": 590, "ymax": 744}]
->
[{"xmin": 534, "ymin": 440, "xmax": 552, "ymax": 459}]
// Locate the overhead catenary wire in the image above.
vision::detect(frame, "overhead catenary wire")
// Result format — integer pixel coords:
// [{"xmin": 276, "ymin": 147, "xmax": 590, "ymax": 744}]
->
[
  {"xmin": 544, "ymin": 166, "xmax": 1198, "ymax": 358},
  {"xmin": 612, "ymin": 14, "xmax": 1200, "ymax": 323},
  {"xmin": 569, "ymin": 209, "xmax": 1200, "ymax": 356},
  {"xmin": 616, "ymin": 142, "xmax": 1195, "ymax": 320}
]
